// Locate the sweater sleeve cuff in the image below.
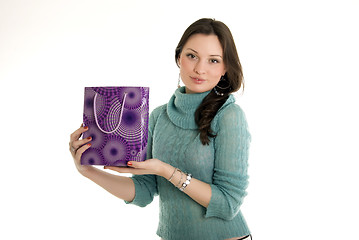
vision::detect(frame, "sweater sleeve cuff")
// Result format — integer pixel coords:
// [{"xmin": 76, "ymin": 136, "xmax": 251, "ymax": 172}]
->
[
  {"xmin": 204, "ymin": 184, "xmax": 225, "ymax": 219},
  {"xmin": 124, "ymin": 176, "xmax": 156, "ymax": 207},
  {"xmin": 204, "ymin": 184, "xmax": 242, "ymax": 221}
]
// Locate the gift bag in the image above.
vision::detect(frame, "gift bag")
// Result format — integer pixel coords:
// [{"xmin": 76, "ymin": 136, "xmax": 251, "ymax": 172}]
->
[{"xmin": 81, "ymin": 87, "xmax": 149, "ymax": 166}]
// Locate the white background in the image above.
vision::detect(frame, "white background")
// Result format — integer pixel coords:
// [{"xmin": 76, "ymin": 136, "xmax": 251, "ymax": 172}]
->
[{"xmin": 1, "ymin": 0, "xmax": 358, "ymax": 239}]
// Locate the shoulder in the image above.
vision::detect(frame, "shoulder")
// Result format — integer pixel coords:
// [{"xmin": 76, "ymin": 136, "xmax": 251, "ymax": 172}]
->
[
  {"xmin": 151, "ymin": 104, "xmax": 167, "ymax": 118},
  {"xmin": 149, "ymin": 104, "xmax": 167, "ymax": 126},
  {"xmin": 212, "ymin": 95, "xmax": 248, "ymax": 130},
  {"xmin": 217, "ymin": 95, "xmax": 246, "ymax": 119}
]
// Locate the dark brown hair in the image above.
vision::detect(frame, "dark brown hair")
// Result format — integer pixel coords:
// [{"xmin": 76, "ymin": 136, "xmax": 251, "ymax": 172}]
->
[{"xmin": 175, "ymin": 18, "xmax": 244, "ymax": 145}]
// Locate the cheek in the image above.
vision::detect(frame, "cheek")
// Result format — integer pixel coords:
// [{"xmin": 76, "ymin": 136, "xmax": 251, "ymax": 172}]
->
[
  {"xmin": 179, "ymin": 57, "xmax": 192, "ymax": 71},
  {"xmin": 209, "ymin": 66, "xmax": 225, "ymax": 79},
  {"xmin": 212, "ymin": 76, "xmax": 221, "ymax": 87}
]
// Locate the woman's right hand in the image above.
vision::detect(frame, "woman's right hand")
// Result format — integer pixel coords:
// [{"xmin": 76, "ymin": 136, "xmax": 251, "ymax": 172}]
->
[{"xmin": 69, "ymin": 124, "xmax": 93, "ymax": 175}]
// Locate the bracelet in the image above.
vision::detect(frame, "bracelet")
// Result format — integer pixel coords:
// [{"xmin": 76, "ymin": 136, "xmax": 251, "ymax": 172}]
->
[
  {"xmin": 179, "ymin": 173, "xmax": 192, "ymax": 192},
  {"xmin": 176, "ymin": 170, "xmax": 184, "ymax": 188},
  {"xmin": 167, "ymin": 167, "xmax": 178, "ymax": 182}
]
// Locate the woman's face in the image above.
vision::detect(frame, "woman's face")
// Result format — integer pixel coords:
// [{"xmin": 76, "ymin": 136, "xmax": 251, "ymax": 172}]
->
[{"xmin": 178, "ymin": 34, "xmax": 226, "ymax": 94}]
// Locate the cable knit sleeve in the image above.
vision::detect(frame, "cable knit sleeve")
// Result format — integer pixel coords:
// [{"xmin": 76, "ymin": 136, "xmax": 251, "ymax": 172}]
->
[
  {"xmin": 124, "ymin": 106, "xmax": 164, "ymax": 207},
  {"xmin": 205, "ymin": 104, "xmax": 251, "ymax": 220}
]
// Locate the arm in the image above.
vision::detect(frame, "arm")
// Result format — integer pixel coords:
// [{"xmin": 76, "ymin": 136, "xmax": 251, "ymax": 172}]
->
[
  {"xmin": 69, "ymin": 125, "xmax": 135, "ymax": 202},
  {"xmin": 161, "ymin": 164, "xmax": 212, "ymax": 208},
  {"xmin": 106, "ymin": 104, "xmax": 250, "ymax": 216},
  {"xmin": 82, "ymin": 166, "xmax": 135, "ymax": 202},
  {"xmin": 205, "ymin": 104, "xmax": 251, "ymax": 220},
  {"xmin": 108, "ymin": 160, "xmax": 212, "ymax": 208},
  {"xmin": 69, "ymin": 106, "xmax": 164, "ymax": 205}
]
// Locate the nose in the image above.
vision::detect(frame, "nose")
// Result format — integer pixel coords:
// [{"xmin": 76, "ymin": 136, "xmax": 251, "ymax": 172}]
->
[{"xmin": 193, "ymin": 60, "xmax": 206, "ymax": 75}]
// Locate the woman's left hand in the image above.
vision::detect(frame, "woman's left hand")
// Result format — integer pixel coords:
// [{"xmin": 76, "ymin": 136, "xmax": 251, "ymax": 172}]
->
[{"xmin": 104, "ymin": 159, "xmax": 171, "ymax": 179}]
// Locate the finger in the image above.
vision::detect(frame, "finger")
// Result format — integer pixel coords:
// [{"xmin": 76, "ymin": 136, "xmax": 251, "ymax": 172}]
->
[
  {"xmin": 106, "ymin": 161, "xmax": 151, "ymax": 173},
  {"xmin": 71, "ymin": 136, "xmax": 92, "ymax": 151},
  {"xmin": 74, "ymin": 142, "xmax": 92, "ymax": 159},
  {"xmin": 126, "ymin": 161, "xmax": 146, "ymax": 168},
  {"xmin": 70, "ymin": 124, "xmax": 89, "ymax": 142}
]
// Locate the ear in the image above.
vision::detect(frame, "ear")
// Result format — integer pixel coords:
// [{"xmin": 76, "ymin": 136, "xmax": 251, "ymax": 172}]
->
[{"xmin": 177, "ymin": 56, "xmax": 181, "ymax": 67}]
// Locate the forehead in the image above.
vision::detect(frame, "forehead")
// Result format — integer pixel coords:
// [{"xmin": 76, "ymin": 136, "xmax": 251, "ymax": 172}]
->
[{"xmin": 183, "ymin": 34, "xmax": 223, "ymax": 55}]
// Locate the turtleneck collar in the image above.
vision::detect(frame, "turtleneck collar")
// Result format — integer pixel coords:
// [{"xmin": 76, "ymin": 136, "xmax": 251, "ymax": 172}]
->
[{"xmin": 167, "ymin": 86, "xmax": 211, "ymax": 129}]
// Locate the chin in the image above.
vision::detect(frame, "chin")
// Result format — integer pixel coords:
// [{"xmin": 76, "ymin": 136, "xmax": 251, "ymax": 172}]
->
[{"xmin": 185, "ymin": 86, "xmax": 212, "ymax": 94}]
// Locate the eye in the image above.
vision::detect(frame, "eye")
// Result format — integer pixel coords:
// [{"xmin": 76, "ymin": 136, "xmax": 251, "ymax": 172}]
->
[
  {"xmin": 186, "ymin": 53, "xmax": 197, "ymax": 59},
  {"xmin": 210, "ymin": 59, "xmax": 220, "ymax": 64}
]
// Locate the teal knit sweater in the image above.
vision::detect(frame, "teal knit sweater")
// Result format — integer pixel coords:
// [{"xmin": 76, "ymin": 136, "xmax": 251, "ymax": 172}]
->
[{"xmin": 126, "ymin": 87, "xmax": 251, "ymax": 240}]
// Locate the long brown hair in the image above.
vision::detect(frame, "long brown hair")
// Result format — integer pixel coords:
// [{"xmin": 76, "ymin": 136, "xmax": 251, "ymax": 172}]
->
[{"xmin": 175, "ymin": 18, "xmax": 244, "ymax": 145}]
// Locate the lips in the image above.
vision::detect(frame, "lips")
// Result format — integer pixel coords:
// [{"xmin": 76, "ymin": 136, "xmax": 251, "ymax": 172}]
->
[{"xmin": 190, "ymin": 77, "xmax": 205, "ymax": 83}]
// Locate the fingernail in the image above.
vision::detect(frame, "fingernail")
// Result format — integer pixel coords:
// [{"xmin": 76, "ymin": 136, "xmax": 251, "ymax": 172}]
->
[
  {"xmin": 87, "ymin": 143, "xmax": 92, "ymax": 147},
  {"xmin": 84, "ymin": 126, "xmax": 88, "ymax": 130},
  {"xmin": 86, "ymin": 137, "xmax": 92, "ymax": 140},
  {"xmin": 127, "ymin": 161, "xmax": 132, "ymax": 166}
]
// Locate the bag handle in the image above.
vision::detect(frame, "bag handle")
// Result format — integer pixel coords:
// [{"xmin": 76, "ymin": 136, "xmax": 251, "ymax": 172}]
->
[{"xmin": 93, "ymin": 92, "xmax": 127, "ymax": 134}]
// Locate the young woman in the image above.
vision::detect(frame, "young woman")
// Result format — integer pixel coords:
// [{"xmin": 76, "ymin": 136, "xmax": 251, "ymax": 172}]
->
[{"xmin": 69, "ymin": 18, "xmax": 252, "ymax": 240}]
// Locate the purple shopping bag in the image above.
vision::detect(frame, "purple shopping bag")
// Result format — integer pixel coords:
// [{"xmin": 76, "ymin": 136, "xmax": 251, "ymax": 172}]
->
[{"xmin": 81, "ymin": 87, "xmax": 149, "ymax": 166}]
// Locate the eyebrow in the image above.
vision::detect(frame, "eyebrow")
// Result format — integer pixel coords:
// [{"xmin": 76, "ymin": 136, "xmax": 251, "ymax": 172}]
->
[{"xmin": 186, "ymin": 48, "xmax": 223, "ymax": 59}]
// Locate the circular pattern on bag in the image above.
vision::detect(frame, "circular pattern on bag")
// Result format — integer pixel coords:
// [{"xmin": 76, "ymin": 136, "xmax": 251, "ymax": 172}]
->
[
  {"xmin": 118, "ymin": 87, "xmax": 145, "ymax": 110},
  {"xmin": 94, "ymin": 93, "xmax": 112, "ymax": 124},
  {"xmin": 100, "ymin": 96, "xmax": 123, "ymax": 133},
  {"xmin": 115, "ymin": 108, "xmax": 148, "ymax": 146},
  {"xmin": 102, "ymin": 135, "xmax": 130, "ymax": 165},
  {"xmin": 128, "ymin": 144, "xmax": 147, "ymax": 162},
  {"xmin": 81, "ymin": 148, "xmax": 105, "ymax": 165}
]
